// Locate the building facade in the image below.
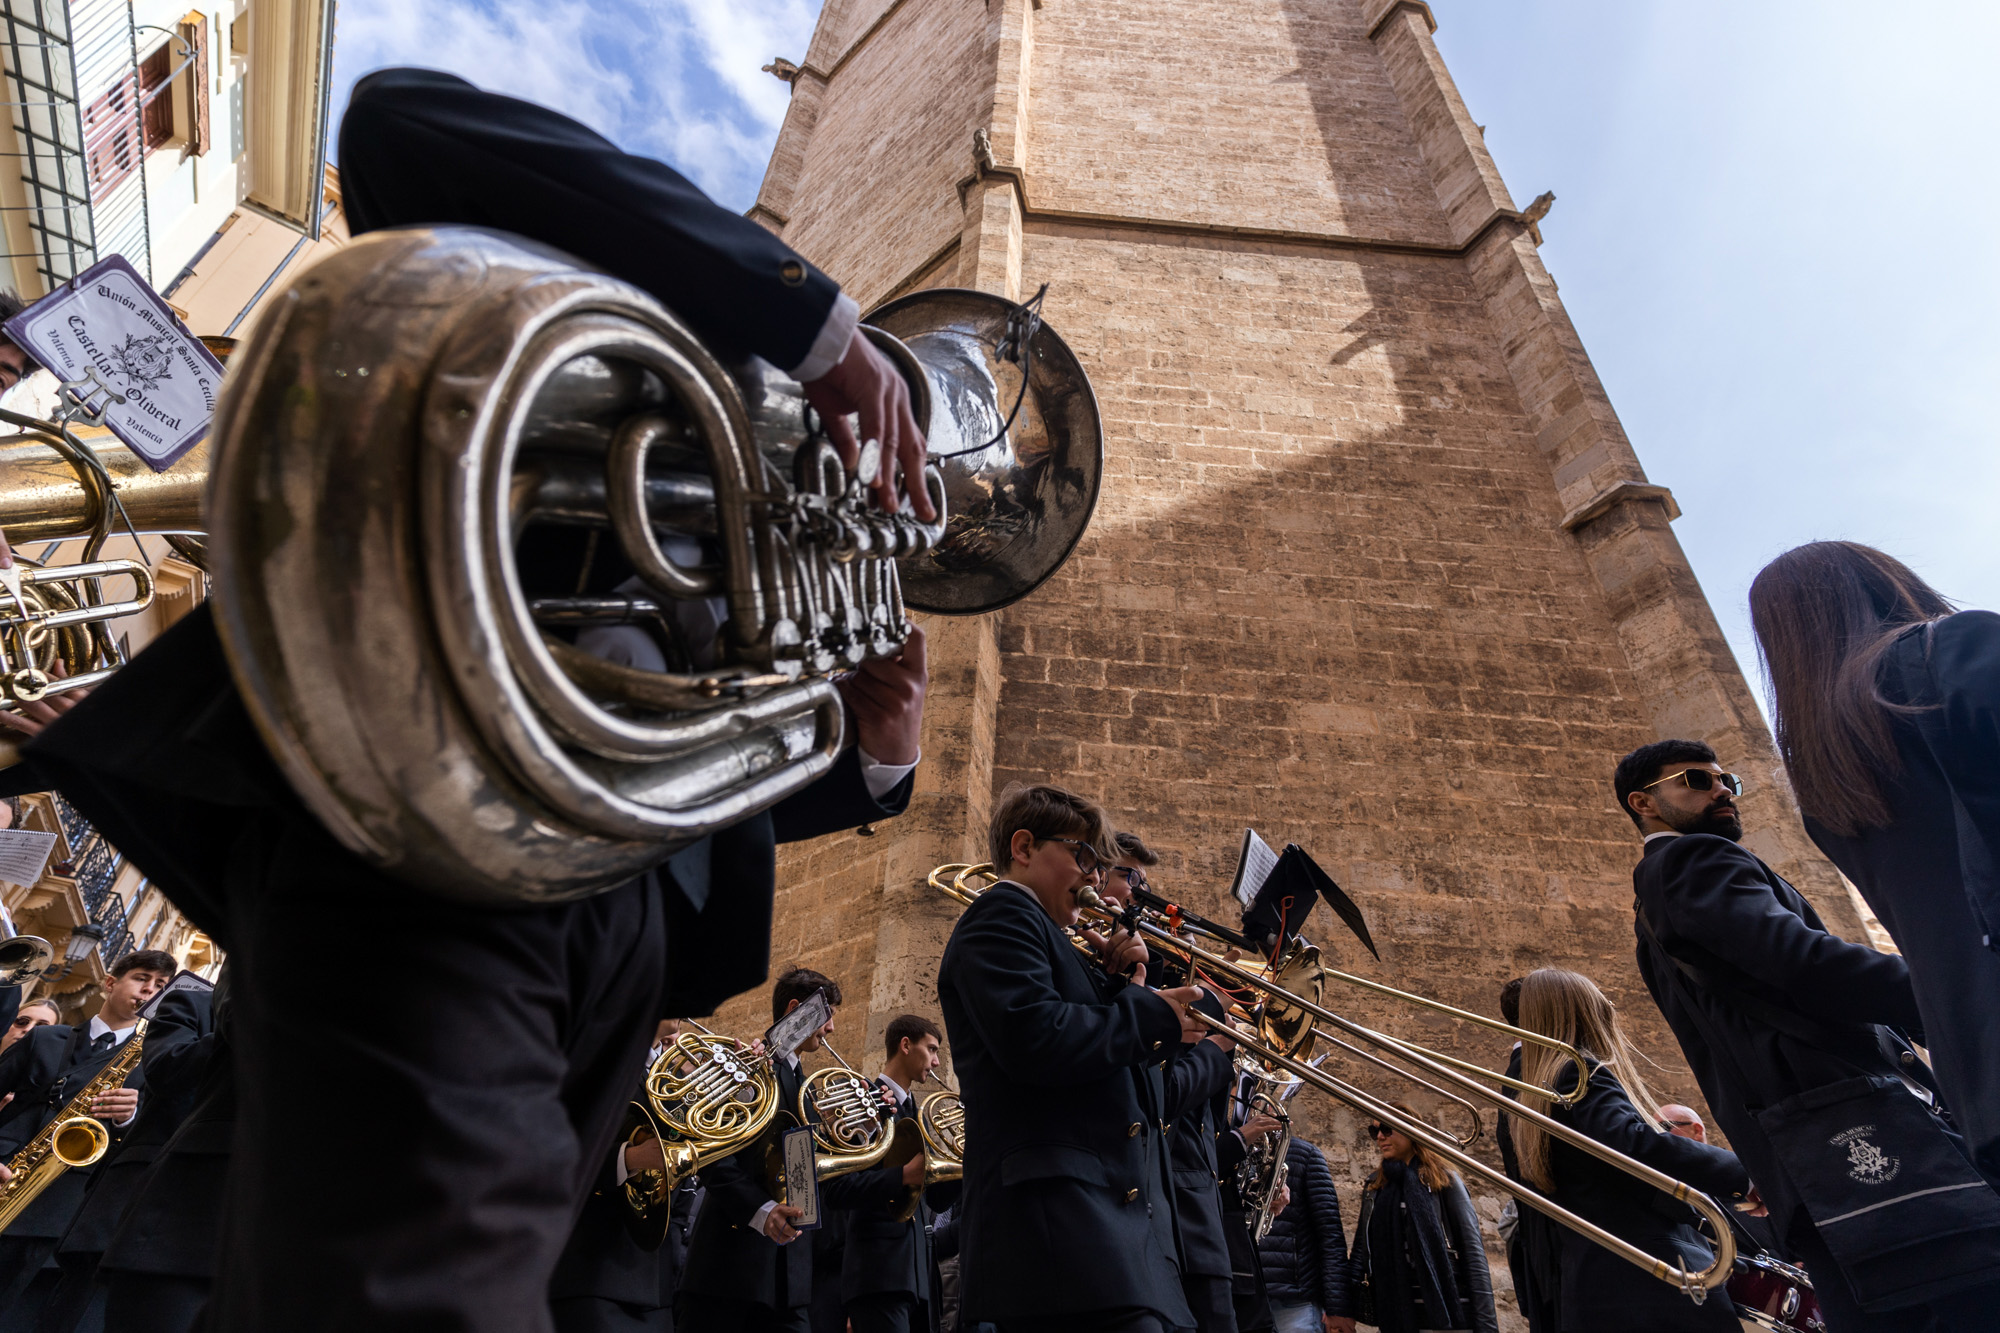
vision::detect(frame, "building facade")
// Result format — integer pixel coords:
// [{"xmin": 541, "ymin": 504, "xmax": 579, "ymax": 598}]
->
[{"xmin": 711, "ymin": 1, "xmax": 1881, "ymax": 1314}]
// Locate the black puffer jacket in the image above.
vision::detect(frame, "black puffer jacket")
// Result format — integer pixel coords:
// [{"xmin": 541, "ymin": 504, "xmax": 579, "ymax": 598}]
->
[{"xmin": 1255, "ymin": 1137, "xmax": 1353, "ymax": 1316}]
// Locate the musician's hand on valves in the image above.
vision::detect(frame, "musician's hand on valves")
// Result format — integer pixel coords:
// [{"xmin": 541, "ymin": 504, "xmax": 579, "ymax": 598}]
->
[
  {"xmin": 839, "ymin": 621, "xmax": 926, "ymax": 767},
  {"xmin": 763, "ymin": 1203, "xmax": 806, "ymax": 1243},
  {"xmin": 901, "ymin": 1152, "xmax": 926, "ymax": 1188},
  {"xmin": 90, "ymin": 1087, "xmax": 138, "ymax": 1125},
  {"xmin": 799, "ymin": 328, "xmax": 937, "ymax": 522},
  {"xmin": 1239, "ymin": 1113, "xmax": 1282, "ymax": 1147}
]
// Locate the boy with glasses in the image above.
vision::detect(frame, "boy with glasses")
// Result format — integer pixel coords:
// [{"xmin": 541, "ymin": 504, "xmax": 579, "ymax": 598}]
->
[{"xmin": 938, "ymin": 785, "xmax": 1205, "ymax": 1333}]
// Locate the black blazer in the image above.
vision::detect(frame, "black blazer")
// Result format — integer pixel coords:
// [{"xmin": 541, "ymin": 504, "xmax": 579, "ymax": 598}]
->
[
  {"xmin": 678, "ymin": 1058, "xmax": 810, "ymax": 1309},
  {"xmin": 1161, "ymin": 1038, "xmax": 1234, "ymax": 1281},
  {"xmin": 550, "ymin": 1125, "xmax": 669, "ymax": 1311},
  {"xmin": 97, "ymin": 1012, "xmax": 234, "ymax": 1280},
  {"xmin": 0, "ymin": 1020, "xmax": 148, "ymax": 1239},
  {"xmin": 338, "ymin": 67, "xmax": 843, "ymax": 374},
  {"xmin": 1532, "ymin": 1061, "xmax": 1744, "ymax": 1333},
  {"xmin": 1256, "ymin": 1137, "xmax": 1351, "ymax": 1317},
  {"xmin": 1632, "ymin": 833, "xmax": 1927, "ymax": 1231},
  {"xmin": 56, "ymin": 988, "xmax": 213, "ymax": 1257},
  {"xmin": 936, "ymin": 881, "xmax": 1190, "ymax": 1326},
  {"xmin": 1808, "ymin": 610, "xmax": 2000, "ymax": 1182}
]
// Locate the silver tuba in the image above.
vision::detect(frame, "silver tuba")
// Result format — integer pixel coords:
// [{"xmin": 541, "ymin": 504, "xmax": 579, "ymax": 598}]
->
[{"xmin": 206, "ymin": 227, "xmax": 1102, "ymax": 904}]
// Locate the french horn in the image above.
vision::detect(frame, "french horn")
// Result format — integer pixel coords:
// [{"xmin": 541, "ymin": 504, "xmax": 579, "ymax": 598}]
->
[{"xmin": 195, "ymin": 227, "xmax": 1102, "ymax": 904}]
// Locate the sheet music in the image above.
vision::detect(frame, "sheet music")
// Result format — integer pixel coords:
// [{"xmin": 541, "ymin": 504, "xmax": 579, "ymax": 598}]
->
[
  {"xmin": 781, "ymin": 1125, "xmax": 823, "ymax": 1229},
  {"xmin": 766, "ymin": 988, "xmax": 833, "ymax": 1062},
  {"xmin": 1229, "ymin": 828, "xmax": 1279, "ymax": 907},
  {"xmin": 0, "ymin": 829, "xmax": 57, "ymax": 889}
]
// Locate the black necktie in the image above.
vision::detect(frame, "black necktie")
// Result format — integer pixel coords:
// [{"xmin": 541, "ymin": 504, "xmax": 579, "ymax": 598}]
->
[{"xmin": 90, "ymin": 1031, "xmax": 115, "ymax": 1054}]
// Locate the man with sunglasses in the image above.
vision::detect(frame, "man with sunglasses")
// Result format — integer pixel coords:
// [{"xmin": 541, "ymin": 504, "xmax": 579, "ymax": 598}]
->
[
  {"xmin": 1616, "ymin": 739, "xmax": 2000, "ymax": 1330},
  {"xmin": 938, "ymin": 785, "xmax": 1206, "ymax": 1333}
]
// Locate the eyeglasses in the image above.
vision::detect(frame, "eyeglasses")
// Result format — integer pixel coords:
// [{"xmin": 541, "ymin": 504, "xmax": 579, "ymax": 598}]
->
[
  {"xmin": 1639, "ymin": 767, "xmax": 1744, "ymax": 797},
  {"xmin": 1108, "ymin": 865, "xmax": 1148, "ymax": 892},
  {"xmin": 1659, "ymin": 1118, "xmax": 1701, "ymax": 1132},
  {"xmin": 1043, "ymin": 837, "xmax": 1105, "ymax": 875},
  {"xmin": 1367, "ymin": 1123, "xmax": 1396, "ymax": 1139}
]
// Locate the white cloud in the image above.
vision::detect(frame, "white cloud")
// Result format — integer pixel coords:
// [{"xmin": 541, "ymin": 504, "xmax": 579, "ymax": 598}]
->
[{"xmin": 330, "ymin": 0, "xmax": 824, "ymax": 208}]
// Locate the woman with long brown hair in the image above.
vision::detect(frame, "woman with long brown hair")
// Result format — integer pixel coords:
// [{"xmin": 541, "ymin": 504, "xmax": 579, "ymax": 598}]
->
[
  {"xmin": 1750, "ymin": 541, "xmax": 2000, "ymax": 1182},
  {"xmin": 1350, "ymin": 1101, "xmax": 1497, "ymax": 1333},
  {"xmin": 1506, "ymin": 970, "xmax": 1751, "ymax": 1332}
]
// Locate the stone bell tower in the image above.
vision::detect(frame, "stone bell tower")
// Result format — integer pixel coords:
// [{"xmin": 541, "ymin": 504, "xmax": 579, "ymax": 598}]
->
[{"xmin": 723, "ymin": 0, "xmax": 1867, "ymax": 1259}]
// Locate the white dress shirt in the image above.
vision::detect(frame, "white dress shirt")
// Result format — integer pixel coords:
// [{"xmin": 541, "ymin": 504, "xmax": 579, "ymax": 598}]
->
[{"xmin": 86, "ymin": 1016, "xmax": 139, "ymax": 1125}]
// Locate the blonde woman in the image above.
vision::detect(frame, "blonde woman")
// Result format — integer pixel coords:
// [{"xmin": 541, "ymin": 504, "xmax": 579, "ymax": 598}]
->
[
  {"xmin": 1349, "ymin": 1101, "xmax": 1497, "ymax": 1333},
  {"xmin": 1506, "ymin": 969, "xmax": 1753, "ymax": 1332}
]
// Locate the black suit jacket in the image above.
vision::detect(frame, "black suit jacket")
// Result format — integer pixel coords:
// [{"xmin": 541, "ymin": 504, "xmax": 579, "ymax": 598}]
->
[
  {"xmin": 678, "ymin": 1058, "xmax": 810, "ymax": 1309},
  {"xmin": 1632, "ymin": 833, "xmax": 1926, "ymax": 1233},
  {"xmin": 937, "ymin": 881, "xmax": 1190, "ymax": 1325},
  {"xmin": 550, "ymin": 1124, "xmax": 669, "ymax": 1311},
  {"xmin": 0, "ymin": 1020, "xmax": 148, "ymax": 1239},
  {"xmin": 1162, "ymin": 1038, "xmax": 1234, "ymax": 1281},
  {"xmin": 57, "ymin": 988, "xmax": 212, "ymax": 1257},
  {"xmin": 97, "ymin": 1006, "xmax": 233, "ymax": 1279},
  {"xmin": 338, "ymin": 67, "xmax": 843, "ymax": 374},
  {"xmin": 1808, "ymin": 610, "xmax": 2000, "ymax": 1181},
  {"xmin": 1536, "ymin": 1060, "xmax": 1744, "ymax": 1333}
]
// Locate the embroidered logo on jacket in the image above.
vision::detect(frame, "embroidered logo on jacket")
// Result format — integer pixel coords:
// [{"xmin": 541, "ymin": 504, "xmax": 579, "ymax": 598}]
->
[{"xmin": 1831, "ymin": 1125, "xmax": 1900, "ymax": 1185}]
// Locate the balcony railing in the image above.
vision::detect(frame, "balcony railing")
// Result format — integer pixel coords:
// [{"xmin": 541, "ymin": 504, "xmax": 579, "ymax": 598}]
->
[{"xmin": 90, "ymin": 888, "xmax": 129, "ymax": 966}]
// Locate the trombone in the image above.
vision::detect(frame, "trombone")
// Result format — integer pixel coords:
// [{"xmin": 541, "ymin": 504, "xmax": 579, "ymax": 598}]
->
[{"xmin": 929, "ymin": 862, "xmax": 1737, "ymax": 1302}]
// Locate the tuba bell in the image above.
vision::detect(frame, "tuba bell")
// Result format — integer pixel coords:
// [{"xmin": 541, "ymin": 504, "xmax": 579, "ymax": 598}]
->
[{"xmin": 198, "ymin": 227, "xmax": 1102, "ymax": 904}]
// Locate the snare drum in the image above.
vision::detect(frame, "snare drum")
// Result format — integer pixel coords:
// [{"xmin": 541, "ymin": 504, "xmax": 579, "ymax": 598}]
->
[{"xmin": 1728, "ymin": 1253, "xmax": 1826, "ymax": 1333}]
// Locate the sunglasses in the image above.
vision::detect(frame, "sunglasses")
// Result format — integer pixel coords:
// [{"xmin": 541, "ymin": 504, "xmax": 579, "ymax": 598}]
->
[
  {"xmin": 1659, "ymin": 1118, "xmax": 1701, "ymax": 1132},
  {"xmin": 1367, "ymin": 1123, "xmax": 1398, "ymax": 1139},
  {"xmin": 1639, "ymin": 767, "xmax": 1744, "ymax": 797}
]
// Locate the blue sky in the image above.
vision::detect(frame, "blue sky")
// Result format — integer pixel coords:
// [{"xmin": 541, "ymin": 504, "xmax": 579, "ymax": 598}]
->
[{"xmin": 329, "ymin": 0, "xmax": 2000, "ymax": 699}]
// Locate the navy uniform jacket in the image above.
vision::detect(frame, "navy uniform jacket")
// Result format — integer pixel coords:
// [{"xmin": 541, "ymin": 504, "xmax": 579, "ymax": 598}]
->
[
  {"xmin": 1632, "ymin": 833, "xmax": 1926, "ymax": 1236},
  {"xmin": 98, "ymin": 1010, "xmax": 233, "ymax": 1279},
  {"xmin": 1161, "ymin": 1038, "xmax": 1234, "ymax": 1282},
  {"xmin": 1534, "ymin": 1060, "xmax": 1744, "ymax": 1333},
  {"xmin": 56, "ymin": 988, "xmax": 213, "ymax": 1259},
  {"xmin": 1807, "ymin": 609, "xmax": 2000, "ymax": 1183},
  {"xmin": 678, "ymin": 1058, "xmax": 811, "ymax": 1310},
  {"xmin": 0, "ymin": 1020, "xmax": 149, "ymax": 1240},
  {"xmin": 937, "ymin": 880, "xmax": 1191, "ymax": 1327}
]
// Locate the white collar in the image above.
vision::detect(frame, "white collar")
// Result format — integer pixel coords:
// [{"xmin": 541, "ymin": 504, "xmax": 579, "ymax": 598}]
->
[
  {"xmin": 88, "ymin": 1015, "xmax": 136, "ymax": 1043},
  {"xmin": 1643, "ymin": 830, "xmax": 1683, "ymax": 844}
]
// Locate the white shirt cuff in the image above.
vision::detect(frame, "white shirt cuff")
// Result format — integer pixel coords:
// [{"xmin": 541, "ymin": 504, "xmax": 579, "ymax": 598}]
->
[
  {"xmin": 789, "ymin": 292, "xmax": 860, "ymax": 383},
  {"xmin": 858, "ymin": 746, "xmax": 918, "ymax": 801},
  {"xmin": 750, "ymin": 1199, "xmax": 790, "ymax": 1242}
]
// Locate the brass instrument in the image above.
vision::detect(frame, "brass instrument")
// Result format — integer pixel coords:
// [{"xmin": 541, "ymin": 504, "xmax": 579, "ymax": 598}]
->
[
  {"xmin": 929, "ymin": 862, "xmax": 1739, "ymax": 1301},
  {"xmin": 1235, "ymin": 1059, "xmax": 1316, "ymax": 1243},
  {"xmin": 198, "ymin": 228, "xmax": 1102, "ymax": 905},
  {"xmin": 620, "ymin": 1025, "xmax": 783, "ymax": 1246},
  {"xmin": 0, "ymin": 1028, "xmax": 143, "ymax": 1233},
  {"xmin": 0, "ymin": 557, "xmax": 155, "ymax": 711},
  {"xmin": 781, "ymin": 1038, "xmax": 921, "ymax": 1203},
  {"xmin": 892, "ymin": 1068, "xmax": 965, "ymax": 1222},
  {"xmin": 0, "ymin": 935, "xmax": 54, "ymax": 985}
]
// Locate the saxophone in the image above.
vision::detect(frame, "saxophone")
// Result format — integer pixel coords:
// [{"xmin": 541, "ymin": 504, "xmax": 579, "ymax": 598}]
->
[{"xmin": 0, "ymin": 1029, "xmax": 144, "ymax": 1233}]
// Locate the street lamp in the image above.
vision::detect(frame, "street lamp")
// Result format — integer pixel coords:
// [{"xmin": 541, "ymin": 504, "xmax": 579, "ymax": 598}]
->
[{"xmin": 63, "ymin": 923, "xmax": 104, "ymax": 964}]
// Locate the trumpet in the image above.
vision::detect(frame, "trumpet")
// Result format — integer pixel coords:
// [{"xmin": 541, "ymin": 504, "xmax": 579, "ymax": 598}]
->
[{"xmin": 928, "ymin": 862, "xmax": 1738, "ymax": 1302}]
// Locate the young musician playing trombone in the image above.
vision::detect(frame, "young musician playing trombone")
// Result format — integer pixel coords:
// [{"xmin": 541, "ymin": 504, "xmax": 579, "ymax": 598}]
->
[{"xmin": 938, "ymin": 784, "xmax": 1206, "ymax": 1333}]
